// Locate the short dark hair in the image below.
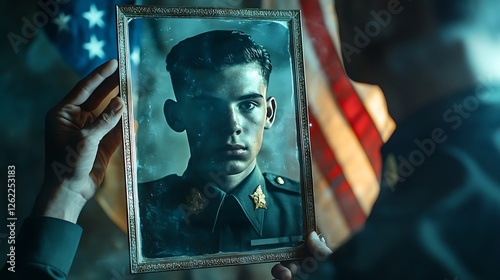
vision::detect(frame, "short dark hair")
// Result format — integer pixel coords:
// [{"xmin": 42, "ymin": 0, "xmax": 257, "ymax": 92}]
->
[{"xmin": 166, "ymin": 30, "xmax": 272, "ymax": 97}]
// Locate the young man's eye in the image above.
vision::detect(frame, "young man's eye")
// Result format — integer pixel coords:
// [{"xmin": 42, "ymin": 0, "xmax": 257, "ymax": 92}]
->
[{"xmin": 239, "ymin": 101, "xmax": 258, "ymax": 111}]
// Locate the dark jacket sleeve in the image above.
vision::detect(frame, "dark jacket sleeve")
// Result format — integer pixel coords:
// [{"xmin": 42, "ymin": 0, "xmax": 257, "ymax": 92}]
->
[{"xmin": 1, "ymin": 217, "xmax": 82, "ymax": 280}]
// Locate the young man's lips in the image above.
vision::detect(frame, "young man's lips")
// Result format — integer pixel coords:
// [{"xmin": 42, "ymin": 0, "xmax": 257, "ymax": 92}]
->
[{"xmin": 219, "ymin": 144, "xmax": 246, "ymax": 155}]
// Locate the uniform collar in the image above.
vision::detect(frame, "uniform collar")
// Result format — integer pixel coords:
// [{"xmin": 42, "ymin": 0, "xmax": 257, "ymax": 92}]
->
[
  {"xmin": 230, "ymin": 164, "xmax": 266, "ymax": 236},
  {"xmin": 186, "ymin": 165, "xmax": 267, "ymax": 236}
]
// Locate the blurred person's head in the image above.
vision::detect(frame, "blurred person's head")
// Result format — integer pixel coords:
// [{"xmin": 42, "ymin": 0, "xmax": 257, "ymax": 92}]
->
[{"xmin": 335, "ymin": 0, "xmax": 500, "ymax": 84}]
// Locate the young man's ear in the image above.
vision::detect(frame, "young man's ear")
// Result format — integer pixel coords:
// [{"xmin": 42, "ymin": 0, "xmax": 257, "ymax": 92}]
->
[
  {"xmin": 264, "ymin": 96, "xmax": 277, "ymax": 129},
  {"xmin": 164, "ymin": 99, "xmax": 185, "ymax": 132}
]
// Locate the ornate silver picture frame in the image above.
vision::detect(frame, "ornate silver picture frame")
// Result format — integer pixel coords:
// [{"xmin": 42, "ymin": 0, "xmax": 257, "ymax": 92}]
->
[{"xmin": 116, "ymin": 5, "xmax": 314, "ymax": 273}]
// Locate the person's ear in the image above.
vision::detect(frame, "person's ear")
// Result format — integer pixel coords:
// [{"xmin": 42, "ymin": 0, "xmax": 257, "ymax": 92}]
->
[
  {"xmin": 264, "ymin": 96, "xmax": 277, "ymax": 129},
  {"xmin": 164, "ymin": 99, "xmax": 185, "ymax": 132}
]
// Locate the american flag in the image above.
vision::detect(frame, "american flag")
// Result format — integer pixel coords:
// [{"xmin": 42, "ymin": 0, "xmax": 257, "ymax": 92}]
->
[
  {"xmin": 263, "ymin": 0, "xmax": 395, "ymax": 247},
  {"xmin": 43, "ymin": 0, "xmax": 137, "ymax": 77}
]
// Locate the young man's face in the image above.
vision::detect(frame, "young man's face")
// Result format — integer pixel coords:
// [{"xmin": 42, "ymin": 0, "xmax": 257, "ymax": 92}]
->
[{"xmin": 165, "ymin": 62, "xmax": 276, "ymax": 176}]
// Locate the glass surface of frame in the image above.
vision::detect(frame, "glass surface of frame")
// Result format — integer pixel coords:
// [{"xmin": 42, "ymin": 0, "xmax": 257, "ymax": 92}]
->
[{"xmin": 116, "ymin": 5, "xmax": 315, "ymax": 273}]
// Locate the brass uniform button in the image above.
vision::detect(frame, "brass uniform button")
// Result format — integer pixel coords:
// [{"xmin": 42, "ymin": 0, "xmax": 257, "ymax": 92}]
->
[{"xmin": 275, "ymin": 176, "xmax": 285, "ymax": 185}]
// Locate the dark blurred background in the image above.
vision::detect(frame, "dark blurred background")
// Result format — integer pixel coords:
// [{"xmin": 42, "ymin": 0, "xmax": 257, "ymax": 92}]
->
[{"xmin": 1, "ymin": 0, "xmax": 394, "ymax": 279}]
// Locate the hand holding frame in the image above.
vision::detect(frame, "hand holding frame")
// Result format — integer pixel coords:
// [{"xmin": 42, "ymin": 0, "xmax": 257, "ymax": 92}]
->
[
  {"xmin": 34, "ymin": 60, "xmax": 125, "ymax": 224},
  {"xmin": 271, "ymin": 231, "xmax": 333, "ymax": 280}
]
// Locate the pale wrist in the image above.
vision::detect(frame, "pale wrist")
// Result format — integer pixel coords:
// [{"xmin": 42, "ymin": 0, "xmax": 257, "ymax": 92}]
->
[{"xmin": 33, "ymin": 183, "xmax": 88, "ymax": 224}]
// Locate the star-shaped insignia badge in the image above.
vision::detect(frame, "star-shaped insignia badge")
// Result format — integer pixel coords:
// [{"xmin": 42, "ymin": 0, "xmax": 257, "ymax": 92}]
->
[
  {"xmin": 185, "ymin": 188, "xmax": 207, "ymax": 212},
  {"xmin": 383, "ymin": 153, "xmax": 399, "ymax": 192},
  {"xmin": 249, "ymin": 185, "xmax": 267, "ymax": 210}
]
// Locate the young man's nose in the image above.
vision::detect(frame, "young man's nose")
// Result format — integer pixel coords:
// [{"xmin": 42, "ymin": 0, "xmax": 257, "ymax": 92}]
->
[{"xmin": 221, "ymin": 107, "xmax": 242, "ymax": 135}]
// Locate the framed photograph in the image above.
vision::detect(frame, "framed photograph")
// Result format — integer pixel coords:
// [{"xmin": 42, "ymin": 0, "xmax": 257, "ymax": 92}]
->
[{"xmin": 116, "ymin": 5, "xmax": 315, "ymax": 273}]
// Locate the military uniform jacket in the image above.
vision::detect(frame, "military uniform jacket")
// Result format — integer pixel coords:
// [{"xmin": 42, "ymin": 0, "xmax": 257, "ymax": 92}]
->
[{"xmin": 138, "ymin": 165, "xmax": 303, "ymax": 258}]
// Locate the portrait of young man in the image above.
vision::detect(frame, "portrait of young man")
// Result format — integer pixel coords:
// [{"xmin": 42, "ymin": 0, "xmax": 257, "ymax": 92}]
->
[{"xmin": 136, "ymin": 29, "xmax": 304, "ymax": 258}]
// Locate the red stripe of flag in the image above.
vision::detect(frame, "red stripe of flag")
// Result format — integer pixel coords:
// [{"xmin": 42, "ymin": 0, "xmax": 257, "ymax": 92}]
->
[
  {"xmin": 300, "ymin": 0, "xmax": 383, "ymax": 179},
  {"xmin": 309, "ymin": 113, "xmax": 366, "ymax": 230}
]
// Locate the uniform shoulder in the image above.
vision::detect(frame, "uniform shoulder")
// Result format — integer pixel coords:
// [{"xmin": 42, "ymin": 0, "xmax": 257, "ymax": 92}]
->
[
  {"xmin": 139, "ymin": 173, "xmax": 182, "ymax": 186},
  {"xmin": 138, "ymin": 174, "xmax": 184, "ymax": 197},
  {"xmin": 263, "ymin": 172, "xmax": 300, "ymax": 194}
]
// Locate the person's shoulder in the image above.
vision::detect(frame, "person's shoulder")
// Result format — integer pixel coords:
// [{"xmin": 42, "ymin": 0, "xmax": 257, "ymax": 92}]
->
[
  {"xmin": 138, "ymin": 174, "xmax": 185, "ymax": 198},
  {"xmin": 139, "ymin": 174, "xmax": 183, "ymax": 187},
  {"xmin": 263, "ymin": 172, "xmax": 300, "ymax": 194}
]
